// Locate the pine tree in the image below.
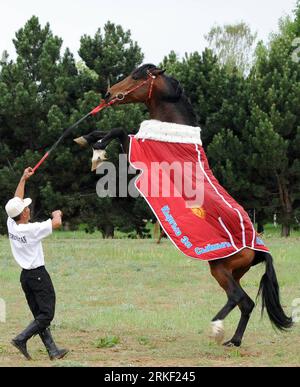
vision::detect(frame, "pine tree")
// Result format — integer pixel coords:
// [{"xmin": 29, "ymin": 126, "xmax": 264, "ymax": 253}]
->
[
  {"xmin": 247, "ymin": 11, "xmax": 300, "ymax": 236},
  {"xmin": 0, "ymin": 16, "xmax": 84, "ymax": 232}
]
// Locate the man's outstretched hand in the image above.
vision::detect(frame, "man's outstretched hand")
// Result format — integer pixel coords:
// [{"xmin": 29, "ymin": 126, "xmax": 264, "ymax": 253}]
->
[
  {"xmin": 52, "ymin": 210, "xmax": 63, "ymax": 218},
  {"xmin": 22, "ymin": 168, "xmax": 35, "ymax": 181},
  {"xmin": 51, "ymin": 210, "xmax": 63, "ymax": 230}
]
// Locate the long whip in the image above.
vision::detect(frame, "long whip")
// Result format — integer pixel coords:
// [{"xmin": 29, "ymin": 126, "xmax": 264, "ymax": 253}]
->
[{"xmin": 32, "ymin": 101, "xmax": 113, "ymax": 173}]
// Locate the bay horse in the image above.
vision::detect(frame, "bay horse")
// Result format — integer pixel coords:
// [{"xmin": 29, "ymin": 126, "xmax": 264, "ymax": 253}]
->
[{"xmin": 75, "ymin": 64, "xmax": 293, "ymax": 347}]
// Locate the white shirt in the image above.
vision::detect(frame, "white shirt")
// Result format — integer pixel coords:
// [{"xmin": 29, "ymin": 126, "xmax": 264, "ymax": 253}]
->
[{"xmin": 7, "ymin": 217, "xmax": 53, "ymax": 270}]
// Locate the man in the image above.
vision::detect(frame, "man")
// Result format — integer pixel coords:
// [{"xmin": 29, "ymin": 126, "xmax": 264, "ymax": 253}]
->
[{"xmin": 5, "ymin": 167, "xmax": 68, "ymax": 361}]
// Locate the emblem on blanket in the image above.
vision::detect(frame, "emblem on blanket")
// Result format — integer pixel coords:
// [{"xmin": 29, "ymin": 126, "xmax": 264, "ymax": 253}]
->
[{"xmin": 191, "ymin": 207, "xmax": 206, "ymax": 219}]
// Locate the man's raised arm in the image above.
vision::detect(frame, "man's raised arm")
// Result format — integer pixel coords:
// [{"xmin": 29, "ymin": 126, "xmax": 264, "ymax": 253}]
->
[{"xmin": 15, "ymin": 168, "xmax": 35, "ymax": 199}]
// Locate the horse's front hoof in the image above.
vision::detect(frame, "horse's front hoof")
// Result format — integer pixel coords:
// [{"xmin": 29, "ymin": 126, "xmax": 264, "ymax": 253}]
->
[
  {"xmin": 91, "ymin": 149, "xmax": 108, "ymax": 171},
  {"xmin": 223, "ymin": 340, "xmax": 241, "ymax": 348},
  {"xmin": 74, "ymin": 136, "xmax": 88, "ymax": 147}
]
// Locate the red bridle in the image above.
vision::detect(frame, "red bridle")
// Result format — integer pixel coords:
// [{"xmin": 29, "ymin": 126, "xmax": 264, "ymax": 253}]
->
[{"xmin": 91, "ymin": 70, "xmax": 157, "ymax": 115}]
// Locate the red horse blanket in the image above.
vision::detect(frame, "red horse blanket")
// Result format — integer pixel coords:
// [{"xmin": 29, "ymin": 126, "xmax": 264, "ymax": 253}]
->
[{"xmin": 129, "ymin": 120, "xmax": 269, "ymax": 261}]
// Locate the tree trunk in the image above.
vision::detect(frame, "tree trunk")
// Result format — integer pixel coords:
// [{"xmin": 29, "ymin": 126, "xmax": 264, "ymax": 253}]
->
[
  {"xmin": 63, "ymin": 222, "xmax": 71, "ymax": 231},
  {"xmin": 257, "ymin": 222, "xmax": 265, "ymax": 234},
  {"xmin": 277, "ymin": 174, "xmax": 293, "ymax": 238},
  {"xmin": 281, "ymin": 223, "xmax": 291, "ymax": 238},
  {"xmin": 153, "ymin": 221, "xmax": 160, "ymax": 240},
  {"xmin": 103, "ymin": 224, "xmax": 114, "ymax": 239}
]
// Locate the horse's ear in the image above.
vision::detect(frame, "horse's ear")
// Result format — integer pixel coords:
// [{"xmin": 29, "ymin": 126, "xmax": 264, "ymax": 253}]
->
[{"xmin": 151, "ymin": 68, "xmax": 166, "ymax": 77}]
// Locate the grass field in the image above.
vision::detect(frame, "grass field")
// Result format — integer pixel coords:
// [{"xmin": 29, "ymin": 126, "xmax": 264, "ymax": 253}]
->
[{"xmin": 0, "ymin": 230, "xmax": 299, "ymax": 367}]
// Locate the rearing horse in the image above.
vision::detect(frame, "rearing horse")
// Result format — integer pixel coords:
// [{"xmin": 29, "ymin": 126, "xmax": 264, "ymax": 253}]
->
[{"xmin": 75, "ymin": 64, "xmax": 293, "ymax": 347}]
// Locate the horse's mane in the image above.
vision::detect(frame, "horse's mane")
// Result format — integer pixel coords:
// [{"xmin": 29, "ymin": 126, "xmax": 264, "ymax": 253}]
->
[
  {"xmin": 166, "ymin": 77, "xmax": 198, "ymax": 125},
  {"xmin": 132, "ymin": 64, "xmax": 198, "ymax": 126}
]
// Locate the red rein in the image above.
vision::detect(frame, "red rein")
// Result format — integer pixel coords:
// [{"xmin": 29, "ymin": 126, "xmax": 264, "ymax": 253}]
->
[
  {"xmin": 91, "ymin": 71, "xmax": 156, "ymax": 115},
  {"xmin": 32, "ymin": 72, "xmax": 156, "ymax": 173}
]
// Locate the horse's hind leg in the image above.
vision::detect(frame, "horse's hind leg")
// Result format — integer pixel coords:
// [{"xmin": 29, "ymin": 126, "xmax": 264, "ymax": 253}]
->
[
  {"xmin": 209, "ymin": 249, "xmax": 256, "ymax": 347},
  {"xmin": 209, "ymin": 263, "xmax": 245, "ymax": 344},
  {"xmin": 223, "ymin": 272, "xmax": 255, "ymax": 347}
]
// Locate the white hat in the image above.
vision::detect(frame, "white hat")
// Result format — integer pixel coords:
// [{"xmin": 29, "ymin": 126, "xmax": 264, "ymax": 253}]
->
[{"xmin": 5, "ymin": 197, "xmax": 32, "ymax": 218}]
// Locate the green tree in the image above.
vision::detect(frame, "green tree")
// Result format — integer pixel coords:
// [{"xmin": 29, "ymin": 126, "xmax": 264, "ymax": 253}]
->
[
  {"xmin": 0, "ymin": 17, "xmax": 77, "ymax": 229},
  {"xmin": 246, "ymin": 12, "xmax": 300, "ymax": 236},
  {"xmin": 205, "ymin": 22, "xmax": 257, "ymax": 75},
  {"xmin": 79, "ymin": 21, "xmax": 144, "ymax": 95}
]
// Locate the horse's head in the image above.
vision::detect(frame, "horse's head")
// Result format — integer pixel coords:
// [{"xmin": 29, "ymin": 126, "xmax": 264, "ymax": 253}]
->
[{"xmin": 105, "ymin": 64, "xmax": 183, "ymax": 105}]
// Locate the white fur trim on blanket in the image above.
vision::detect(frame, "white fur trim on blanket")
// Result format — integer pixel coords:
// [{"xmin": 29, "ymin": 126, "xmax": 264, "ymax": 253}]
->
[{"xmin": 135, "ymin": 120, "xmax": 202, "ymax": 145}]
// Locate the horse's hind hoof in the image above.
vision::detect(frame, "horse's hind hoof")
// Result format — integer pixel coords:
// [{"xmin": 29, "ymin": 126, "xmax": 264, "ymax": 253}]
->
[
  {"xmin": 74, "ymin": 136, "xmax": 88, "ymax": 147},
  {"xmin": 223, "ymin": 340, "xmax": 241, "ymax": 348},
  {"xmin": 210, "ymin": 320, "xmax": 225, "ymax": 345}
]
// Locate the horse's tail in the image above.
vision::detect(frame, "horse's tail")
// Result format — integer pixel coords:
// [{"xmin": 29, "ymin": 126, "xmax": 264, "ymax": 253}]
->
[{"xmin": 255, "ymin": 252, "xmax": 293, "ymax": 331}]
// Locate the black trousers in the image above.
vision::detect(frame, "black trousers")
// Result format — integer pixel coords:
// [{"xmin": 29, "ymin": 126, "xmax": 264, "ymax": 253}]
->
[{"xmin": 20, "ymin": 266, "xmax": 56, "ymax": 330}]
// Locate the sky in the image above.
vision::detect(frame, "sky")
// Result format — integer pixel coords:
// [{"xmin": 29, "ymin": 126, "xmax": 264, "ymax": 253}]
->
[{"xmin": 0, "ymin": 0, "xmax": 298, "ymax": 65}]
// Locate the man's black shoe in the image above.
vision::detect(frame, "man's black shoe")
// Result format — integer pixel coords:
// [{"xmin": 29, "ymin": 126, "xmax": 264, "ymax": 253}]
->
[
  {"xmin": 11, "ymin": 339, "xmax": 32, "ymax": 360},
  {"xmin": 39, "ymin": 328, "xmax": 69, "ymax": 361},
  {"xmin": 11, "ymin": 320, "xmax": 40, "ymax": 360}
]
